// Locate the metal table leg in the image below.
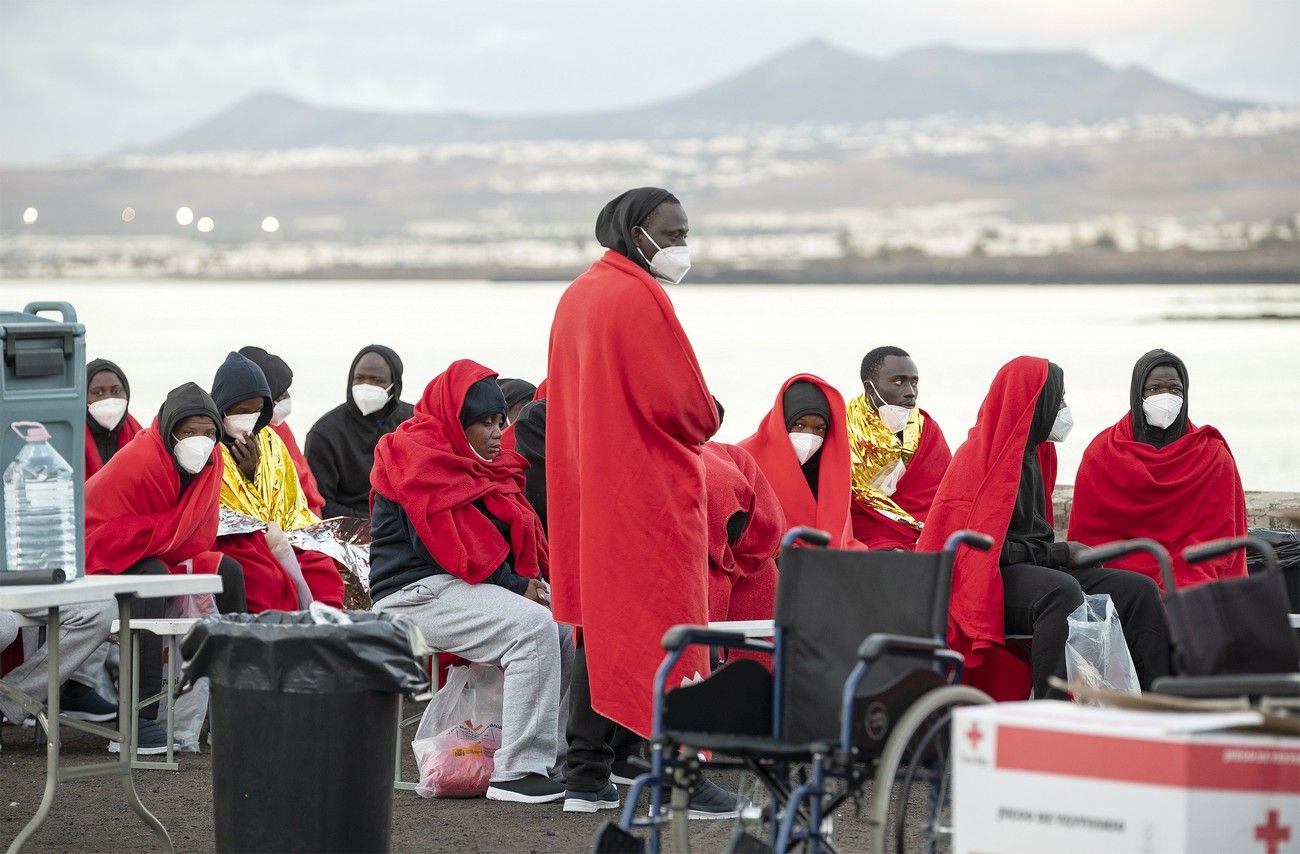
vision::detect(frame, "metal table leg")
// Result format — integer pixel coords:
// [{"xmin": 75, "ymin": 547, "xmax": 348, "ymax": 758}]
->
[
  {"xmin": 5, "ymin": 606, "xmax": 62, "ymax": 854},
  {"xmin": 114, "ymin": 593, "xmax": 175, "ymax": 854}
]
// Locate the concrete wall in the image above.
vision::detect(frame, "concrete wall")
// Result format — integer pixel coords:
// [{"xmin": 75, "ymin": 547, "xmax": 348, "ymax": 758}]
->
[{"xmin": 1051, "ymin": 488, "xmax": 1299, "ymax": 540}]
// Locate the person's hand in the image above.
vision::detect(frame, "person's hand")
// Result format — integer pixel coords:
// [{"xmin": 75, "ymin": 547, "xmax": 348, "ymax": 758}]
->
[
  {"xmin": 1065, "ymin": 541, "xmax": 1091, "ymax": 569},
  {"xmin": 524, "ymin": 578, "xmax": 551, "ymax": 609},
  {"xmin": 231, "ymin": 433, "xmax": 261, "ymax": 479}
]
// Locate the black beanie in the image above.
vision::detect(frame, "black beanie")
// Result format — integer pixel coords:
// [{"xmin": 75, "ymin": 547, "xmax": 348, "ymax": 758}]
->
[{"xmin": 460, "ymin": 377, "xmax": 508, "ymax": 427}]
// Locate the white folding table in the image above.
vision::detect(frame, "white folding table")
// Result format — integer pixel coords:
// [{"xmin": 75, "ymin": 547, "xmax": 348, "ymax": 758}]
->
[{"xmin": 0, "ymin": 574, "xmax": 222, "ymax": 854}]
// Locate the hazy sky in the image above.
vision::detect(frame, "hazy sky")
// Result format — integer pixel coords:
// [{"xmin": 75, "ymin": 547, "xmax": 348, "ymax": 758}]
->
[{"xmin": 2, "ymin": 0, "xmax": 1297, "ymax": 164}]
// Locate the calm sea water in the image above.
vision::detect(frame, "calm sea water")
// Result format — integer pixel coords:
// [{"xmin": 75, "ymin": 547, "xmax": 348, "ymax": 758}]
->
[{"xmin": 4, "ymin": 280, "xmax": 1297, "ymax": 491}]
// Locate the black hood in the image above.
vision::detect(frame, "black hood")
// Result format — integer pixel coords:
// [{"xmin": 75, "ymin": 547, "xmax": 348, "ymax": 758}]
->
[
  {"xmin": 782, "ymin": 382, "xmax": 831, "ymax": 430},
  {"xmin": 1130, "ymin": 348, "xmax": 1189, "ymax": 449},
  {"xmin": 1028, "ymin": 362, "xmax": 1065, "ymax": 447},
  {"xmin": 514, "ymin": 399, "xmax": 547, "ymax": 463},
  {"xmin": 594, "ymin": 187, "xmax": 678, "ymax": 273},
  {"xmin": 346, "ymin": 344, "xmax": 405, "ymax": 419},
  {"xmin": 497, "ymin": 378, "xmax": 537, "ymax": 411},
  {"xmin": 85, "ymin": 358, "xmax": 131, "ymax": 440},
  {"xmin": 238, "ymin": 346, "xmax": 293, "ymax": 401},
  {"xmin": 157, "ymin": 382, "xmax": 223, "ymax": 453},
  {"xmin": 211, "ymin": 351, "xmax": 274, "ymax": 443}
]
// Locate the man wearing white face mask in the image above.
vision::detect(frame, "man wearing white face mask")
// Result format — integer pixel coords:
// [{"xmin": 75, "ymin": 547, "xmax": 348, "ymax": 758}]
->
[
  {"xmin": 238, "ymin": 346, "xmax": 325, "ymax": 517},
  {"xmin": 84, "ymin": 358, "xmax": 144, "ymax": 479},
  {"xmin": 1069, "ymin": 349, "xmax": 1247, "ymax": 590},
  {"xmin": 918, "ymin": 357, "xmax": 1170, "ymax": 702},
  {"xmin": 306, "ymin": 344, "xmax": 415, "ymax": 520},
  {"xmin": 847, "ymin": 346, "xmax": 953, "ymax": 550}
]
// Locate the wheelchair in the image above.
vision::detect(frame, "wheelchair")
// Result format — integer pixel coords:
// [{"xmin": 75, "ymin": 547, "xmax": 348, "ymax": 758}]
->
[
  {"xmin": 1077, "ymin": 535, "xmax": 1299, "ymax": 716},
  {"xmin": 595, "ymin": 526, "xmax": 995, "ymax": 854}
]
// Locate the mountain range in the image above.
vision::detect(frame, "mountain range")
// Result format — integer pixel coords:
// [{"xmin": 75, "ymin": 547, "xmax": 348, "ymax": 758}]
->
[{"xmin": 151, "ymin": 39, "xmax": 1249, "ymax": 153}]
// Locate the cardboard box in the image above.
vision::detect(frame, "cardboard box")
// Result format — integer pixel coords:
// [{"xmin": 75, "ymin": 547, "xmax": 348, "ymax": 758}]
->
[{"xmin": 953, "ymin": 701, "xmax": 1300, "ymax": 853}]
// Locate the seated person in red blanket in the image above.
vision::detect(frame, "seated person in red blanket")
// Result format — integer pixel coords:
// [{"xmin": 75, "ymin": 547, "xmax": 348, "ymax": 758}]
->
[
  {"xmin": 1069, "ymin": 349, "xmax": 1247, "ymax": 591},
  {"xmin": 84, "ymin": 381, "xmax": 246, "ymax": 752},
  {"xmin": 238, "ymin": 346, "xmax": 326, "ymax": 517},
  {"xmin": 211, "ymin": 352, "xmax": 344, "ymax": 611},
  {"xmin": 918, "ymin": 357, "xmax": 1170, "ymax": 701},
  {"xmin": 369, "ymin": 360, "xmax": 570, "ymax": 805},
  {"xmin": 847, "ymin": 347, "xmax": 952, "ymax": 550},
  {"xmin": 84, "ymin": 357, "xmax": 143, "ymax": 480},
  {"xmin": 740, "ymin": 375, "xmax": 858, "ymax": 548}
]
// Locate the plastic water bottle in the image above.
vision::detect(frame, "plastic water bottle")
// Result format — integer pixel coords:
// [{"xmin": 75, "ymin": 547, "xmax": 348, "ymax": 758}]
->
[{"xmin": 4, "ymin": 422, "xmax": 77, "ymax": 578}]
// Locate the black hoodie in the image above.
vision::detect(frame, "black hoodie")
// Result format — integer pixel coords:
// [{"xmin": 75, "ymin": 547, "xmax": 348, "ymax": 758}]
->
[
  {"xmin": 1000, "ymin": 362, "xmax": 1071, "ymax": 568},
  {"xmin": 1129, "ymin": 348, "xmax": 1189, "ymax": 449},
  {"xmin": 86, "ymin": 358, "xmax": 132, "ymax": 465},
  {"xmin": 237, "ymin": 346, "xmax": 293, "ymax": 401},
  {"xmin": 157, "ymin": 382, "xmax": 223, "ymax": 492},
  {"xmin": 782, "ymin": 381, "xmax": 830, "ymax": 498},
  {"xmin": 305, "ymin": 345, "xmax": 415, "ymax": 519},
  {"xmin": 210, "ymin": 352, "xmax": 274, "ymax": 444}
]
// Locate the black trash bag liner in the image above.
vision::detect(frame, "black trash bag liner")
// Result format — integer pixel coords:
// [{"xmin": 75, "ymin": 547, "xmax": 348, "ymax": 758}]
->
[
  {"xmin": 1247, "ymin": 527, "xmax": 1300, "ymax": 612},
  {"xmin": 180, "ymin": 609, "xmax": 431, "ymax": 697}
]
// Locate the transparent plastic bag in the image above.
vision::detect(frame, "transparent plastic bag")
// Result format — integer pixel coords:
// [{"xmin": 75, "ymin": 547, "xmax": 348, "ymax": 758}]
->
[
  {"xmin": 1064, "ymin": 593, "xmax": 1140, "ymax": 702},
  {"xmin": 411, "ymin": 664, "xmax": 504, "ymax": 798},
  {"xmin": 165, "ymin": 578, "xmax": 220, "ymax": 751}
]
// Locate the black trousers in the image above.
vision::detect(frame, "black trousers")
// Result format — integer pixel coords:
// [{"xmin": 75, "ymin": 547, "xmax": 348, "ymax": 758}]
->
[
  {"xmin": 564, "ymin": 643, "xmax": 644, "ymax": 792},
  {"xmin": 123, "ymin": 556, "xmax": 247, "ymax": 718},
  {"xmin": 1002, "ymin": 562, "xmax": 1171, "ymax": 700}
]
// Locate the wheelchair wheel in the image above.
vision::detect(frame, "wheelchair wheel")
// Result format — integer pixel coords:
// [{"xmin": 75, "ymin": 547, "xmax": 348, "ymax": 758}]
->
[{"xmin": 866, "ymin": 684, "xmax": 992, "ymax": 854}]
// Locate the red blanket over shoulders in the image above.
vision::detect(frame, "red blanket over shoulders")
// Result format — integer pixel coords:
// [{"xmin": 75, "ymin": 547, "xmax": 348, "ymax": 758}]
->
[
  {"xmin": 547, "ymin": 250, "xmax": 718, "ymax": 736},
  {"xmin": 84, "ymin": 415, "xmax": 143, "ymax": 480},
  {"xmin": 739, "ymin": 374, "xmax": 857, "ymax": 548},
  {"xmin": 372, "ymin": 359, "xmax": 546, "ymax": 585},
  {"xmin": 916, "ymin": 356, "xmax": 1050, "ymax": 700},
  {"xmin": 272, "ymin": 422, "xmax": 325, "ymax": 516},
  {"xmin": 703, "ymin": 442, "xmax": 783, "ymax": 622},
  {"xmin": 1068, "ymin": 416, "xmax": 1246, "ymax": 590},
  {"xmin": 851, "ymin": 410, "xmax": 952, "ymax": 550},
  {"xmin": 84, "ymin": 419, "xmax": 223, "ymax": 575}
]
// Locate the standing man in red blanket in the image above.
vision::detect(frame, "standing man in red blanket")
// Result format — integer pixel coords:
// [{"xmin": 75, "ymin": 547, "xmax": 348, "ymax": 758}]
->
[
  {"xmin": 548, "ymin": 188, "xmax": 737, "ymax": 817},
  {"xmin": 847, "ymin": 347, "xmax": 952, "ymax": 550}
]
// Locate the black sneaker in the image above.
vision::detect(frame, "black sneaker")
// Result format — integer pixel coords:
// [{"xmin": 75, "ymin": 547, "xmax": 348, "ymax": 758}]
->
[
  {"xmin": 60, "ymin": 681, "xmax": 118, "ymax": 723},
  {"xmin": 563, "ymin": 782, "xmax": 621, "ymax": 813},
  {"xmin": 486, "ymin": 773, "xmax": 566, "ymax": 804},
  {"xmin": 686, "ymin": 778, "xmax": 741, "ymax": 820},
  {"xmin": 108, "ymin": 718, "xmax": 170, "ymax": 756},
  {"xmin": 610, "ymin": 759, "xmax": 644, "ymax": 786}
]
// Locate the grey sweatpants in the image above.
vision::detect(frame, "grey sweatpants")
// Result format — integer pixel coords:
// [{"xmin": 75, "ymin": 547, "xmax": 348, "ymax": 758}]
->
[
  {"xmin": 373, "ymin": 575, "xmax": 572, "ymax": 781},
  {"xmin": 0, "ymin": 602, "xmax": 116, "ymax": 723}
]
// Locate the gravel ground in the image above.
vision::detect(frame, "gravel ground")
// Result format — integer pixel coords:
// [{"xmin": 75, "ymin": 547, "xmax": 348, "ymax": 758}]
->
[{"xmin": 1, "ymin": 716, "xmax": 936, "ymax": 853}]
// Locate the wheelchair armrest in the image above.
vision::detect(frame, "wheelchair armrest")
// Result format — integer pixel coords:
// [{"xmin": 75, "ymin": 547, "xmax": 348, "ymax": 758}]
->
[
  {"xmin": 857, "ymin": 633, "xmax": 944, "ymax": 662},
  {"xmin": 661, "ymin": 624, "xmax": 769, "ymax": 652}
]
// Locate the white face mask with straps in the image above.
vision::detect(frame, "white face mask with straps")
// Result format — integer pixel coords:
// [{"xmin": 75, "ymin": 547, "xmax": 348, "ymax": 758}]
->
[
  {"xmin": 1047, "ymin": 405, "xmax": 1074, "ymax": 443},
  {"xmin": 88, "ymin": 397, "xmax": 128, "ymax": 430},
  {"xmin": 222, "ymin": 413, "xmax": 259, "ymax": 439},
  {"xmin": 173, "ymin": 436, "xmax": 215, "ymax": 474},
  {"xmin": 634, "ymin": 227, "xmax": 691, "ymax": 286},
  {"xmin": 1142, "ymin": 393, "xmax": 1183, "ymax": 430},
  {"xmin": 352, "ymin": 383, "xmax": 392, "ymax": 416},
  {"xmin": 867, "ymin": 381, "xmax": 912, "ymax": 434},
  {"xmin": 270, "ymin": 396, "xmax": 293, "ymax": 426},
  {"xmin": 788, "ymin": 432, "xmax": 824, "ymax": 465}
]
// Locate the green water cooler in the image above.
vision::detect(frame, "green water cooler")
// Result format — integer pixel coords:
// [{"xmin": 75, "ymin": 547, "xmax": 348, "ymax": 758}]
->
[{"xmin": 0, "ymin": 301, "xmax": 86, "ymax": 575}]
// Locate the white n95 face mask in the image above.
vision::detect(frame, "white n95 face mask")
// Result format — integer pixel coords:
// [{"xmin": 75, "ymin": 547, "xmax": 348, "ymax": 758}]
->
[
  {"xmin": 271, "ymin": 396, "xmax": 293, "ymax": 426},
  {"xmin": 88, "ymin": 397, "xmax": 128, "ymax": 430},
  {"xmin": 173, "ymin": 436, "xmax": 215, "ymax": 474},
  {"xmin": 223, "ymin": 413, "xmax": 260, "ymax": 438},
  {"xmin": 868, "ymin": 382, "xmax": 912, "ymax": 433},
  {"xmin": 352, "ymin": 383, "xmax": 391, "ymax": 416},
  {"xmin": 635, "ymin": 228, "xmax": 691, "ymax": 285},
  {"xmin": 1048, "ymin": 405, "xmax": 1074, "ymax": 443},
  {"xmin": 1142, "ymin": 393, "xmax": 1183, "ymax": 430},
  {"xmin": 789, "ymin": 432, "xmax": 824, "ymax": 465}
]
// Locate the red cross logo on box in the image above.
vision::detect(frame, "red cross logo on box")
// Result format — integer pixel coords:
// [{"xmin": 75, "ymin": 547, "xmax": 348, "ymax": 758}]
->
[
  {"xmin": 965, "ymin": 722, "xmax": 984, "ymax": 750},
  {"xmin": 1255, "ymin": 810, "xmax": 1291, "ymax": 854}
]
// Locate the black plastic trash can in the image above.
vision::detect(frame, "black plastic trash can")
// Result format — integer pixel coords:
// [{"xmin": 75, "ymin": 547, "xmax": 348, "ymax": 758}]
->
[{"xmin": 180, "ymin": 609, "xmax": 430, "ymax": 853}]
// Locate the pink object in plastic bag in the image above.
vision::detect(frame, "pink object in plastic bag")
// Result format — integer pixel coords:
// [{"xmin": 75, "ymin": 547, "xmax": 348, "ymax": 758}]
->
[
  {"xmin": 411, "ymin": 665, "xmax": 505, "ymax": 798},
  {"xmin": 415, "ymin": 721, "xmax": 503, "ymax": 798}
]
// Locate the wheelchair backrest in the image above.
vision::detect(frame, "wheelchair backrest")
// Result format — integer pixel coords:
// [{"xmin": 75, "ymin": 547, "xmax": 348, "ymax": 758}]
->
[{"xmin": 775, "ymin": 544, "xmax": 952, "ymax": 745}]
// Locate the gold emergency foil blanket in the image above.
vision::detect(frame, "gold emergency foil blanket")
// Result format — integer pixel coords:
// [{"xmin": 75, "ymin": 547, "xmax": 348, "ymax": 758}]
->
[
  {"xmin": 845, "ymin": 393, "xmax": 923, "ymax": 529},
  {"xmin": 219, "ymin": 427, "xmax": 319, "ymax": 532}
]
